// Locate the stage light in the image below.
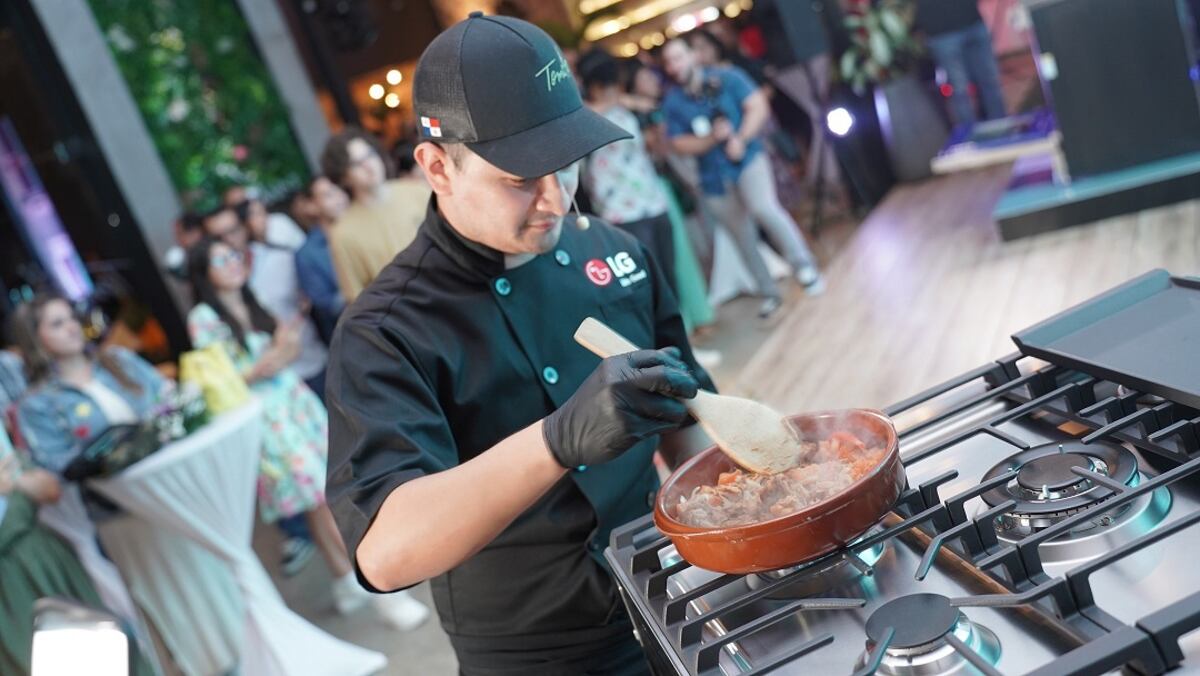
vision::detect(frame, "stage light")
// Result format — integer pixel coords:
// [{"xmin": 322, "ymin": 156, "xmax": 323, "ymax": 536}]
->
[
  {"xmin": 384, "ymin": 93, "xmax": 400, "ymax": 108},
  {"xmin": 826, "ymin": 107, "xmax": 854, "ymax": 137},
  {"xmin": 672, "ymin": 14, "xmax": 698, "ymax": 33},
  {"xmin": 386, "ymin": 69, "xmax": 402, "ymax": 85},
  {"xmin": 368, "ymin": 84, "xmax": 385, "ymax": 100}
]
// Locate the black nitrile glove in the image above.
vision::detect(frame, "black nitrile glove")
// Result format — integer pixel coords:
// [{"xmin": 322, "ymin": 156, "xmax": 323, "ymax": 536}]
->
[{"xmin": 544, "ymin": 347, "xmax": 699, "ymax": 469}]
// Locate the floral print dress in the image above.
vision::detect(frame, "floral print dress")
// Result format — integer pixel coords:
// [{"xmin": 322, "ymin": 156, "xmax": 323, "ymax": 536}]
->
[{"xmin": 187, "ymin": 303, "xmax": 327, "ymax": 523}]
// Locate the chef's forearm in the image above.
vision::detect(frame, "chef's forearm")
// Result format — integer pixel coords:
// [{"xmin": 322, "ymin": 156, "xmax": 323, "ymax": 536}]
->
[{"xmin": 356, "ymin": 419, "xmax": 567, "ymax": 591}]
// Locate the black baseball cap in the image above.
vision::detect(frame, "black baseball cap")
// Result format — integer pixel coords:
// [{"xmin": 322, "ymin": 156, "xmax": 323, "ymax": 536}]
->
[{"xmin": 412, "ymin": 12, "xmax": 631, "ymax": 179}]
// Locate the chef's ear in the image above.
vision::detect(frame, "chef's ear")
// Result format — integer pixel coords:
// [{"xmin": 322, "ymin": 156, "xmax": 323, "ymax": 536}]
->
[{"xmin": 414, "ymin": 141, "xmax": 456, "ymax": 196}]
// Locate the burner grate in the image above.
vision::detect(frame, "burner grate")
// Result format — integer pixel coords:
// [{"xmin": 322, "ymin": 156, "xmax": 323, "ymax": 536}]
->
[
  {"xmin": 611, "ymin": 470, "xmax": 966, "ymax": 674},
  {"xmin": 948, "ymin": 507, "xmax": 1200, "ymax": 675},
  {"xmin": 611, "ymin": 466, "xmax": 1053, "ymax": 674},
  {"xmin": 976, "ymin": 457, "xmax": 1200, "ymax": 586},
  {"xmin": 891, "ymin": 353, "xmax": 1200, "ymax": 463}
]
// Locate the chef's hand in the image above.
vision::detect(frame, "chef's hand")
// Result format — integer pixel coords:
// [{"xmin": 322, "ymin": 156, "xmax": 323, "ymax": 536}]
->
[{"xmin": 543, "ymin": 348, "xmax": 699, "ymax": 469}]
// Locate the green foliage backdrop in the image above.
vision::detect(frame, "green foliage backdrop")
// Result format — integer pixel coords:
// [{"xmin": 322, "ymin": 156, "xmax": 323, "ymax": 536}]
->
[{"xmin": 88, "ymin": 0, "xmax": 309, "ymax": 211}]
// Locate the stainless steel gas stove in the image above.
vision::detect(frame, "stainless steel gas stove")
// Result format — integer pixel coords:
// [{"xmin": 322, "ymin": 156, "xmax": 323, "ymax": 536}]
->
[{"xmin": 606, "ymin": 352, "xmax": 1200, "ymax": 675}]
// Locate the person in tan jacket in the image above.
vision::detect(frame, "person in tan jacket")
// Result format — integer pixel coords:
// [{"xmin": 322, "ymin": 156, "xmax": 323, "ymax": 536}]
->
[{"xmin": 320, "ymin": 129, "xmax": 430, "ymax": 301}]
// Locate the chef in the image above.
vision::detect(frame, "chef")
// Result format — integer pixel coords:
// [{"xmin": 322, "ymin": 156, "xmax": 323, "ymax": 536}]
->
[{"xmin": 324, "ymin": 12, "xmax": 716, "ymax": 676}]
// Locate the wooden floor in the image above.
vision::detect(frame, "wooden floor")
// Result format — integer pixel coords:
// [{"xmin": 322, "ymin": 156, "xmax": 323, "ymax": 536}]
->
[{"xmin": 703, "ymin": 166, "xmax": 1200, "ymax": 415}]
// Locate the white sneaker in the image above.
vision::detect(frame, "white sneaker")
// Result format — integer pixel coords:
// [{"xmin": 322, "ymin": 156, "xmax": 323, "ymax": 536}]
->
[
  {"xmin": 797, "ymin": 266, "xmax": 826, "ymax": 296},
  {"xmin": 804, "ymin": 274, "xmax": 827, "ymax": 295},
  {"xmin": 692, "ymin": 348, "xmax": 723, "ymax": 370},
  {"xmin": 280, "ymin": 537, "xmax": 315, "ymax": 578},
  {"xmin": 332, "ymin": 574, "xmax": 370, "ymax": 615},
  {"xmin": 372, "ymin": 590, "xmax": 431, "ymax": 631},
  {"xmin": 758, "ymin": 296, "xmax": 783, "ymax": 319}
]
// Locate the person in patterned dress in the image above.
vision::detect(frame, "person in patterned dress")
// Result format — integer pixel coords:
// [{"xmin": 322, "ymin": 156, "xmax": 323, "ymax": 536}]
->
[
  {"xmin": 578, "ymin": 49, "xmax": 679, "ymax": 298},
  {"xmin": 185, "ymin": 236, "xmax": 429, "ymax": 630}
]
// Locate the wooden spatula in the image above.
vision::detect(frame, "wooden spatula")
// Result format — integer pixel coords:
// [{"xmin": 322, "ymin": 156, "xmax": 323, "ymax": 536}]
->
[{"xmin": 573, "ymin": 317, "xmax": 809, "ymax": 474}]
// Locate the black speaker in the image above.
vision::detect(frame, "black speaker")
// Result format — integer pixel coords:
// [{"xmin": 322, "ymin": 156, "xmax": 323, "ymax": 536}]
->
[
  {"xmin": 1029, "ymin": 0, "xmax": 1200, "ymax": 177},
  {"xmin": 829, "ymin": 86, "xmax": 895, "ymax": 209}
]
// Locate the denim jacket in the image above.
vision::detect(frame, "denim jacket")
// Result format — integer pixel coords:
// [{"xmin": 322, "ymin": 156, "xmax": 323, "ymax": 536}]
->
[{"xmin": 17, "ymin": 347, "xmax": 166, "ymax": 474}]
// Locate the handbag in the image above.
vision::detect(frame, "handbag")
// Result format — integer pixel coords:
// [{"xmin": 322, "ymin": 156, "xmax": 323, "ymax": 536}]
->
[
  {"xmin": 179, "ymin": 343, "xmax": 250, "ymax": 415},
  {"xmin": 62, "ymin": 423, "xmax": 158, "ymax": 481}
]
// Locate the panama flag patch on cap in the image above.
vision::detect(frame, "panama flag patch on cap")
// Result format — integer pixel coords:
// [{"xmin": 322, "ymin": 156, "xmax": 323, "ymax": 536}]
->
[{"xmin": 420, "ymin": 116, "xmax": 442, "ymax": 138}]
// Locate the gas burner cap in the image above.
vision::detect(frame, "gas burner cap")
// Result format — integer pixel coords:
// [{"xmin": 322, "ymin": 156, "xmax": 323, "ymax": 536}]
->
[
  {"xmin": 982, "ymin": 440, "xmax": 1137, "ymax": 519},
  {"xmin": 1015, "ymin": 452, "xmax": 1092, "ymax": 493},
  {"xmin": 859, "ymin": 593, "xmax": 1003, "ymax": 676},
  {"xmin": 866, "ymin": 594, "xmax": 958, "ymax": 649}
]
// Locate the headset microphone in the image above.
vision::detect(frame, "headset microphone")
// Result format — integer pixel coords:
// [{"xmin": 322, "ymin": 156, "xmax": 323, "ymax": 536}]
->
[{"xmin": 572, "ymin": 196, "xmax": 590, "ymax": 230}]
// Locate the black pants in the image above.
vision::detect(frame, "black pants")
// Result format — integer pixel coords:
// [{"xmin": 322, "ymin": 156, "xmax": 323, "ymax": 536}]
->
[
  {"xmin": 453, "ymin": 619, "xmax": 652, "ymax": 672},
  {"xmin": 615, "ymin": 212, "xmax": 678, "ymax": 301},
  {"xmin": 457, "ymin": 632, "xmax": 651, "ymax": 676},
  {"xmin": 303, "ymin": 369, "xmax": 327, "ymax": 404}
]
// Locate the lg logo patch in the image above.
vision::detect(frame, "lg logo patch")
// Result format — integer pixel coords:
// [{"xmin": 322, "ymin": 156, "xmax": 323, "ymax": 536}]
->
[
  {"xmin": 585, "ymin": 259, "xmax": 613, "ymax": 286},
  {"xmin": 607, "ymin": 252, "xmax": 637, "ymax": 276},
  {"xmin": 585, "ymin": 252, "xmax": 648, "ymax": 288}
]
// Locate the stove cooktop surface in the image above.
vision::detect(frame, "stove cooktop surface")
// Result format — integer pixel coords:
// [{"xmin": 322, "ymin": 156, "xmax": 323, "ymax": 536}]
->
[{"xmin": 607, "ymin": 355, "xmax": 1200, "ymax": 675}]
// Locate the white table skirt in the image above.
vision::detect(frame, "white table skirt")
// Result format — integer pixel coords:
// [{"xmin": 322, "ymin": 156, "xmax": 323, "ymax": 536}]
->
[
  {"xmin": 90, "ymin": 399, "xmax": 386, "ymax": 676},
  {"xmin": 38, "ymin": 485, "xmax": 165, "ymax": 675},
  {"xmin": 96, "ymin": 512, "xmax": 244, "ymax": 676}
]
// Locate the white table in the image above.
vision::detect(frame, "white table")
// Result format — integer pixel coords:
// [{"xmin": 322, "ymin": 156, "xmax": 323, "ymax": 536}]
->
[
  {"xmin": 96, "ymin": 511, "xmax": 243, "ymax": 676},
  {"xmin": 90, "ymin": 399, "xmax": 386, "ymax": 676},
  {"xmin": 38, "ymin": 484, "xmax": 163, "ymax": 672}
]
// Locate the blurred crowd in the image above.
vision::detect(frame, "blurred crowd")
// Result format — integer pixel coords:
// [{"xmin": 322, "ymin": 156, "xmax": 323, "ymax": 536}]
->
[{"xmin": 0, "ymin": 0, "xmax": 1009, "ymax": 672}]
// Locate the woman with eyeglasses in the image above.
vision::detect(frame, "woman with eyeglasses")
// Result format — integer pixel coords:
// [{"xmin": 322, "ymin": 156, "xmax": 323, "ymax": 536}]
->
[{"xmin": 185, "ymin": 237, "xmax": 429, "ymax": 630}]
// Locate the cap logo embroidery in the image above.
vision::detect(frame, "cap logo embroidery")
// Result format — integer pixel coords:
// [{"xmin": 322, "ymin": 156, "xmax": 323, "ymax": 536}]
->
[
  {"xmin": 420, "ymin": 116, "xmax": 442, "ymax": 138},
  {"xmin": 535, "ymin": 55, "xmax": 572, "ymax": 92}
]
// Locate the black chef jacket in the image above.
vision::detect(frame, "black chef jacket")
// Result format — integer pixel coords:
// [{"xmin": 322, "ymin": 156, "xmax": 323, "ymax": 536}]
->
[{"xmin": 325, "ymin": 198, "xmax": 714, "ymax": 673}]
